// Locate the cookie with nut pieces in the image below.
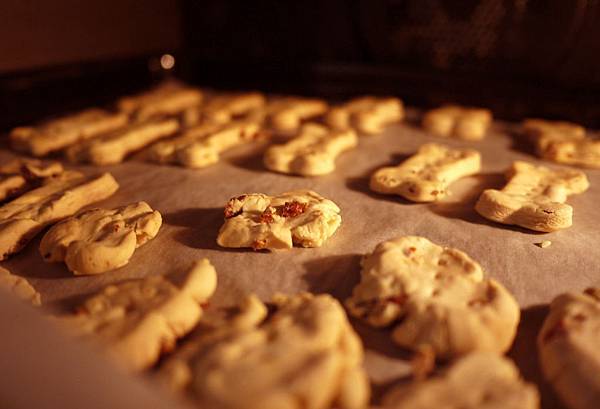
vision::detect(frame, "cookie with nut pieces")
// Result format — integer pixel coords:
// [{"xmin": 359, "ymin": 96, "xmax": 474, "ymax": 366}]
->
[{"xmin": 346, "ymin": 236, "xmax": 520, "ymax": 359}]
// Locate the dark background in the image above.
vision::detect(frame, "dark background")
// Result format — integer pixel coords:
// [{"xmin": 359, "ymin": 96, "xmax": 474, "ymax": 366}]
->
[{"xmin": 1, "ymin": 0, "xmax": 599, "ymax": 128}]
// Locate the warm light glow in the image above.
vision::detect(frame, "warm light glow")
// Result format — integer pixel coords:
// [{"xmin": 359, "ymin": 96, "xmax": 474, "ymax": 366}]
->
[{"xmin": 160, "ymin": 54, "xmax": 175, "ymax": 70}]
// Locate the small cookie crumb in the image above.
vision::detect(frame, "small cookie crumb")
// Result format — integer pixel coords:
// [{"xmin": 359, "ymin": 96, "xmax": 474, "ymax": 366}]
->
[{"xmin": 536, "ymin": 240, "xmax": 552, "ymax": 248}]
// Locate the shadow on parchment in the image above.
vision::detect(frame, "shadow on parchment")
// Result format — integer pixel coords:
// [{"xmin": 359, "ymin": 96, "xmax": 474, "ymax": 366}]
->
[
  {"xmin": 164, "ymin": 207, "xmax": 246, "ymax": 253},
  {"xmin": 508, "ymin": 304, "xmax": 567, "ymax": 409},
  {"xmin": 345, "ymin": 152, "xmax": 420, "ymax": 205}
]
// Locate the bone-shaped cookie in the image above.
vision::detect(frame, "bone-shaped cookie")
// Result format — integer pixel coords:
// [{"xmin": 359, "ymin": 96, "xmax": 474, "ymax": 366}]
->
[
  {"xmin": 10, "ymin": 108, "xmax": 128, "ymax": 157},
  {"xmin": 158, "ymin": 293, "xmax": 369, "ymax": 409},
  {"xmin": 58, "ymin": 259, "xmax": 217, "ymax": 371},
  {"xmin": 0, "ymin": 266, "xmax": 41, "ymax": 306},
  {"xmin": 217, "ymin": 190, "xmax": 341, "ymax": 250},
  {"xmin": 325, "ymin": 96, "xmax": 404, "ymax": 135},
  {"xmin": 383, "ymin": 353, "xmax": 539, "ymax": 409},
  {"xmin": 117, "ymin": 82, "xmax": 203, "ymax": 121},
  {"xmin": 201, "ymin": 92, "xmax": 266, "ymax": 124},
  {"xmin": 66, "ymin": 118, "xmax": 179, "ymax": 165},
  {"xmin": 538, "ymin": 288, "xmax": 600, "ymax": 409},
  {"xmin": 264, "ymin": 97, "xmax": 328, "ymax": 132},
  {"xmin": 475, "ymin": 161, "xmax": 589, "ymax": 232},
  {"xmin": 523, "ymin": 119, "xmax": 600, "ymax": 169},
  {"xmin": 423, "ymin": 105, "xmax": 492, "ymax": 140},
  {"xmin": 40, "ymin": 202, "xmax": 162, "ymax": 275},
  {"xmin": 0, "ymin": 159, "xmax": 63, "ymax": 202},
  {"xmin": 145, "ymin": 119, "xmax": 263, "ymax": 168},
  {"xmin": 264, "ymin": 123, "xmax": 358, "ymax": 176},
  {"xmin": 0, "ymin": 171, "xmax": 119, "ymax": 260},
  {"xmin": 346, "ymin": 236, "xmax": 520, "ymax": 359},
  {"xmin": 370, "ymin": 143, "xmax": 481, "ymax": 202}
]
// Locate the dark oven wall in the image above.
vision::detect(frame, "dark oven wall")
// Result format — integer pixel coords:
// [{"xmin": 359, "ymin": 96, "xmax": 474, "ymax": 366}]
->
[{"xmin": 181, "ymin": 0, "xmax": 600, "ymax": 127}]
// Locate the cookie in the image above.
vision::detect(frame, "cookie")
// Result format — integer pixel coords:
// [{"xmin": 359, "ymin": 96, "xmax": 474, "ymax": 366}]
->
[
  {"xmin": 10, "ymin": 108, "xmax": 128, "ymax": 157},
  {"xmin": 145, "ymin": 119, "xmax": 263, "ymax": 168},
  {"xmin": 40, "ymin": 202, "xmax": 162, "ymax": 275},
  {"xmin": 217, "ymin": 190, "xmax": 342, "ymax": 250},
  {"xmin": 422, "ymin": 105, "xmax": 492, "ymax": 140},
  {"xmin": 523, "ymin": 119, "xmax": 600, "ymax": 169},
  {"xmin": 475, "ymin": 161, "xmax": 589, "ymax": 232},
  {"xmin": 59, "ymin": 258, "xmax": 217, "ymax": 371},
  {"xmin": 383, "ymin": 353, "xmax": 539, "ymax": 409},
  {"xmin": 265, "ymin": 97, "xmax": 328, "ymax": 132},
  {"xmin": 325, "ymin": 96, "xmax": 404, "ymax": 135},
  {"xmin": 0, "ymin": 159, "xmax": 63, "ymax": 202},
  {"xmin": 0, "ymin": 171, "xmax": 119, "ymax": 260},
  {"xmin": 66, "ymin": 118, "xmax": 179, "ymax": 165},
  {"xmin": 538, "ymin": 288, "xmax": 600, "ymax": 409},
  {"xmin": 0, "ymin": 266, "xmax": 41, "ymax": 306},
  {"xmin": 202, "ymin": 92, "xmax": 266, "ymax": 124},
  {"xmin": 346, "ymin": 236, "xmax": 520, "ymax": 359},
  {"xmin": 263, "ymin": 123, "xmax": 358, "ymax": 176},
  {"xmin": 159, "ymin": 293, "xmax": 369, "ymax": 409},
  {"xmin": 117, "ymin": 82, "xmax": 203, "ymax": 122},
  {"xmin": 370, "ymin": 143, "xmax": 481, "ymax": 202}
]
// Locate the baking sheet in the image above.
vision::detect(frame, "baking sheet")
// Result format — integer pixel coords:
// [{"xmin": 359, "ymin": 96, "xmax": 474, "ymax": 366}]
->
[{"xmin": 2, "ymin": 112, "xmax": 599, "ymax": 408}]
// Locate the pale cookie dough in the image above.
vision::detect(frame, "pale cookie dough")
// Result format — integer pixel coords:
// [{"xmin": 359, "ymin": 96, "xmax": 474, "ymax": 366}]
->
[
  {"xmin": 475, "ymin": 161, "xmax": 589, "ymax": 232},
  {"xmin": 0, "ymin": 266, "xmax": 41, "ymax": 306},
  {"xmin": 538, "ymin": 288, "xmax": 600, "ymax": 409},
  {"xmin": 265, "ymin": 97, "xmax": 328, "ymax": 132},
  {"xmin": 325, "ymin": 96, "xmax": 404, "ymax": 135},
  {"xmin": 422, "ymin": 105, "xmax": 492, "ymax": 140},
  {"xmin": 0, "ymin": 171, "xmax": 119, "ymax": 260},
  {"xmin": 370, "ymin": 143, "xmax": 481, "ymax": 202},
  {"xmin": 201, "ymin": 92, "xmax": 266, "ymax": 124},
  {"xmin": 59, "ymin": 259, "xmax": 217, "ymax": 372},
  {"xmin": 66, "ymin": 118, "xmax": 179, "ymax": 165},
  {"xmin": 10, "ymin": 108, "xmax": 128, "ymax": 157},
  {"xmin": 383, "ymin": 353, "xmax": 539, "ymax": 409},
  {"xmin": 346, "ymin": 236, "xmax": 520, "ymax": 359},
  {"xmin": 217, "ymin": 190, "xmax": 341, "ymax": 250},
  {"xmin": 159, "ymin": 293, "xmax": 369, "ymax": 409},
  {"xmin": 523, "ymin": 119, "xmax": 600, "ymax": 169},
  {"xmin": 117, "ymin": 82, "xmax": 203, "ymax": 121},
  {"xmin": 145, "ymin": 119, "xmax": 263, "ymax": 168},
  {"xmin": 40, "ymin": 202, "xmax": 162, "ymax": 275},
  {"xmin": 263, "ymin": 123, "xmax": 358, "ymax": 176},
  {"xmin": 0, "ymin": 159, "xmax": 63, "ymax": 202}
]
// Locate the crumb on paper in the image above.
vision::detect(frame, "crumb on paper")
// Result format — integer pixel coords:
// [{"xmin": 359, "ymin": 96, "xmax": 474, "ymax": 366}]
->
[{"xmin": 535, "ymin": 240, "xmax": 552, "ymax": 248}]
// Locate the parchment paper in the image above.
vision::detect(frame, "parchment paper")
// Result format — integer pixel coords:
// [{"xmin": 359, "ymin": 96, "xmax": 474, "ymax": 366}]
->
[{"xmin": 2, "ymin": 112, "xmax": 599, "ymax": 408}]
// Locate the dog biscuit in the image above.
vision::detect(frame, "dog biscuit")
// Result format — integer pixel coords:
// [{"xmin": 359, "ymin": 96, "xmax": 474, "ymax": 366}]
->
[
  {"xmin": 383, "ymin": 353, "xmax": 539, "ymax": 409},
  {"xmin": 66, "ymin": 118, "xmax": 179, "ymax": 165},
  {"xmin": 370, "ymin": 143, "xmax": 481, "ymax": 202},
  {"xmin": 475, "ymin": 161, "xmax": 589, "ymax": 232},
  {"xmin": 0, "ymin": 159, "xmax": 63, "ymax": 202},
  {"xmin": 201, "ymin": 92, "xmax": 266, "ymax": 124},
  {"xmin": 264, "ymin": 97, "xmax": 328, "ymax": 132},
  {"xmin": 146, "ymin": 119, "xmax": 263, "ymax": 168},
  {"xmin": 523, "ymin": 119, "xmax": 600, "ymax": 169},
  {"xmin": 0, "ymin": 266, "xmax": 41, "ymax": 306},
  {"xmin": 159, "ymin": 292, "xmax": 369, "ymax": 409},
  {"xmin": 40, "ymin": 202, "xmax": 162, "ymax": 275},
  {"xmin": 0, "ymin": 171, "xmax": 119, "ymax": 260},
  {"xmin": 346, "ymin": 236, "xmax": 520, "ymax": 359},
  {"xmin": 10, "ymin": 109, "xmax": 128, "ymax": 157},
  {"xmin": 538, "ymin": 288, "xmax": 600, "ymax": 409},
  {"xmin": 217, "ymin": 190, "xmax": 341, "ymax": 250},
  {"xmin": 264, "ymin": 123, "xmax": 358, "ymax": 176},
  {"xmin": 423, "ymin": 105, "xmax": 492, "ymax": 140},
  {"xmin": 325, "ymin": 96, "xmax": 404, "ymax": 135},
  {"xmin": 58, "ymin": 259, "xmax": 217, "ymax": 371},
  {"xmin": 117, "ymin": 82, "xmax": 203, "ymax": 121}
]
